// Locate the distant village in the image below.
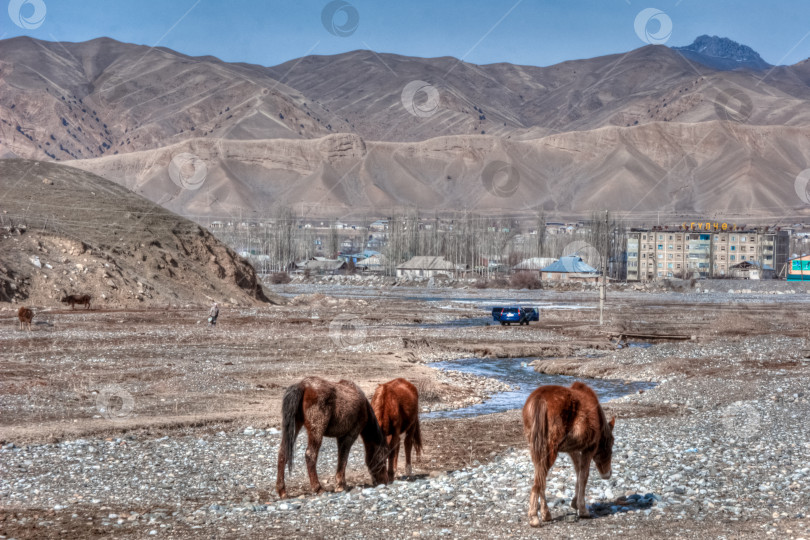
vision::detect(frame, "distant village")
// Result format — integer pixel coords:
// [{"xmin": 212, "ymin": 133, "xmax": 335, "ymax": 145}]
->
[{"xmin": 208, "ymin": 213, "xmax": 810, "ymax": 283}]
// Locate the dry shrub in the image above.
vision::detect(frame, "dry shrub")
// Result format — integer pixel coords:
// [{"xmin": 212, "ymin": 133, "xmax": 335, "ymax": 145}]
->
[
  {"xmin": 413, "ymin": 377, "xmax": 441, "ymax": 403},
  {"xmin": 510, "ymin": 271, "xmax": 542, "ymax": 290},
  {"xmin": 269, "ymin": 272, "xmax": 291, "ymax": 284},
  {"xmin": 474, "ymin": 276, "xmax": 509, "ymax": 289}
]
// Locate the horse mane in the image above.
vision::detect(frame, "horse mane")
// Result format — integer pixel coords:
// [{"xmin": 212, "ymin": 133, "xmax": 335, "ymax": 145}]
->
[
  {"xmin": 370, "ymin": 383, "xmax": 386, "ymax": 425},
  {"xmin": 571, "ymin": 381, "xmax": 597, "ymax": 398},
  {"xmin": 361, "ymin": 397, "xmax": 389, "ymax": 468},
  {"xmin": 597, "ymin": 403, "xmax": 611, "ymax": 440},
  {"xmin": 572, "ymin": 381, "xmax": 611, "ymax": 441}
]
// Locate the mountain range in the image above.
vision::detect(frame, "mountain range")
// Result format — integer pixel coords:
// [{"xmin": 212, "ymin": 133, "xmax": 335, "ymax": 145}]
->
[{"xmin": 1, "ymin": 35, "xmax": 809, "ymax": 221}]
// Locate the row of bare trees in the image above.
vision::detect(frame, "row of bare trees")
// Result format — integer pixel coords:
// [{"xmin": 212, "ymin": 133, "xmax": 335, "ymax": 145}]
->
[{"xmin": 211, "ymin": 205, "xmax": 626, "ymax": 278}]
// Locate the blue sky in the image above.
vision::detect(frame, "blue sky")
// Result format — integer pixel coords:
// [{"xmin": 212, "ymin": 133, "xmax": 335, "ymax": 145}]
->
[{"xmin": 2, "ymin": 0, "xmax": 809, "ymax": 67}]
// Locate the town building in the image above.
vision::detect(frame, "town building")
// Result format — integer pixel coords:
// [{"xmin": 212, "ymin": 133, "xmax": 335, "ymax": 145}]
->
[
  {"xmin": 294, "ymin": 257, "xmax": 347, "ymax": 275},
  {"xmin": 626, "ymin": 226, "xmax": 790, "ymax": 281},
  {"xmin": 787, "ymin": 255, "xmax": 810, "ymax": 282},
  {"xmin": 396, "ymin": 256, "xmax": 462, "ymax": 279},
  {"xmin": 540, "ymin": 256, "xmax": 600, "ymax": 283},
  {"xmin": 355, "ymin": 253, "xmax": 387, "ymax": 273},
  {"xmin": 513, "ymin": 257, "xmax": 558, "ymax": 274}
]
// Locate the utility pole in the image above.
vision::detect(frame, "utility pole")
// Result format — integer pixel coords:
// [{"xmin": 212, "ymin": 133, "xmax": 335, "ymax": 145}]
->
[{"xmin": 599, "ymin": 210, "xmax": 608, "ymax": 326}]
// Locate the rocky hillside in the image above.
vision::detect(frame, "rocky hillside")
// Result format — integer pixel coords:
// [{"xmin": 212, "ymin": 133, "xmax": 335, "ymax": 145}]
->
[
  {"xmin": 1, "ymin": 37, "xmax": 810, "ymax": 219},
  {"xmin": 0, "ymin": 160, "xmax": 275, "ymax": 308},
  {"xmin": 68, "ymin": 124, "xmax": 810, "ymax": 220},
  {"xmin": 673, "ymin": 35, "xmax": 772, "ymax": 71}
]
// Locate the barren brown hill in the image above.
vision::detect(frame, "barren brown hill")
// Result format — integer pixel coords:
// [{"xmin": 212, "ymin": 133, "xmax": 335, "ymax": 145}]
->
[
  {"xmin": 0, "ymin": 36, "xmax": 338, "ymax": 161},
  {"xmin": 3, "ymin": 36, "xmax": 810, "ymax": 160},
  {"xmin": 3, "ymin": 37, "xmax": 810, "ymax": 219},
  {"xmin": 67, "ymin": 123, "xmax": 810, "ymax": 221},
  {"xmin": 266, "ymin": 45, "xmax": 810, "ymax": 141},
  {"xmin": 0, "ymin": 159, "xmax": 275, "ymax": 308}
]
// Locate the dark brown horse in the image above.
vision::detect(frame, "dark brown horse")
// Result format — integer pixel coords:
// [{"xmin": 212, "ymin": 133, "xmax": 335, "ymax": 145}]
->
[
  {"xmin": 276, "ymin": 377, "xmax": 389, "ymax": 499},
  {"xmin": 522, "ymin": 382, "xmax": 616, "ymax": 527},
  {"xmin": 371, "ymin": 378, "xmax": 423, "ymax": 479},
  {"xmin": 17, "ymin": 307, "xmax": 33, "ymax": 331},
  {"xmin": 61, "ymin": 294, "xmax": 91, "ymax": 310}
]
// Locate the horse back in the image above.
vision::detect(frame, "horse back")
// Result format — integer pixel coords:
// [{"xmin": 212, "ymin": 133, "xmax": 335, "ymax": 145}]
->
[
  {"xmin": 372, "ymin": 378, "xmax": 418, "ymax": 436},
  {"xmin": 524, "ymin": 383, "xmax": 604, "ymax": 452},
  {"xmin": 18, "ymin": 307, "xmax": 33, "ymax": 322},
  {"xmin": 571, "ymin": 381, "xmax": 599, "ymax": 402}
]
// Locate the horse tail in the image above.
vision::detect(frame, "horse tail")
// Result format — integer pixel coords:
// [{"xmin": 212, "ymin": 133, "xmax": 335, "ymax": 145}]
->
[
  {"xmin": 411, "ymin": 412, "xmax": 423, "ymax": 459},
  {"xmin": 280, "ymin": 382, "xmax": 304, "ymax": 473},
  {"xmin": 525, "ymin": 396, "xmax": 548, "ymax": 469}
]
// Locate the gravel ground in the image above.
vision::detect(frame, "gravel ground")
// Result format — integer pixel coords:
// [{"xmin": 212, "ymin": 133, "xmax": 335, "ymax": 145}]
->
[
  {"xmin": 3, "ymin": 334, "xmax": 809, "ymax": 539},
  {"xmin": 2, "ymin": 391, "xmax": 808, "ymax": 539},
  {"xmin": 2, "ymin": 289, "xmax": 810, "ymax": 538}
]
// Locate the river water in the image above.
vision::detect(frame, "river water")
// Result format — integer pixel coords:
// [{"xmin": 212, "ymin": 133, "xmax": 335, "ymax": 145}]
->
[{"xmin": 425, "ymin": 357, "xmax": 656, "ymax": 419}]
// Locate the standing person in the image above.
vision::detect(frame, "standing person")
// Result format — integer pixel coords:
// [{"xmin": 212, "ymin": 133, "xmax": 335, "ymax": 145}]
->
[{"xmin": 208, "ymin": 301, "xmax": 219, "ymax": 327}]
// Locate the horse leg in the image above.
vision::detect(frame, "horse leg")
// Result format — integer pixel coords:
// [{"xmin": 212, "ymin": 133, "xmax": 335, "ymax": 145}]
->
[
  {"xmin": 569, "ymin": 451, "xmax": 582, "ymax": 510},
  {"xmin": 305, "ymin": 431, "xmax": 324, "ymax": 494},
  {"xmin": 387, "ymin": 431, "xmax": 400, "ymax": 480},
  {"xmin": 335, "ymin": 435, "xmax": 356, "ymax": 492},
  {"xmin": 575, "ymin": 450, "xmax": 595, "ymax": 518},
  {"xmin": 403, "ymin": 430, "xmax": 414, "ymax": 476},
  {"xmin": 528, "ymin": 462, "xmax": 546, "ymax": 527}
]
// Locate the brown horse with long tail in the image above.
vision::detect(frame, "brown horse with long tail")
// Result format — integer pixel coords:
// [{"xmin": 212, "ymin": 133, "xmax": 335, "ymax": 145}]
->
[
  {"xmin": 17, "ymin": 307, "xmax": 34, "ymax": 331},
  {"xmin": 522, "ymin": 381, "xmax": 616, "ymax": 527},
  {"xmin": 276, "ymin": 377, "xmax": 389, "ymax": 498},
  {"xmin": 371, "ymin": 378, "xmax": 423, "ymax": 479}
]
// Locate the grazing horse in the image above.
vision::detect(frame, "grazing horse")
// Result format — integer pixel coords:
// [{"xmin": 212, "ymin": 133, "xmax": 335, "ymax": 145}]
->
[
  {"xmin": 61, "ymin": 294, "xmax": 91, "ymax": 310},
  {"xmin": 276, "ymin": 377, "xmax": 389, "ymax": 499},
  {"xmin": 522, "ymin": 382, "xmax": 616, "ymax": 527},
  {"xmin": 371, "ymin": 378, "xmax": 423, "ymax": 479},
  {"xmin": 17, "ymin": 307, "xmax": 33, "ymax": 331}
]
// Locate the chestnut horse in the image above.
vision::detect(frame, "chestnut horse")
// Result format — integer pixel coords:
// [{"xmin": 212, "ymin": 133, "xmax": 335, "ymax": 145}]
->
[
  {"xmin": 276, "ymin": 377, "xmax": 389, "ymax": 498},
  {"xmin": 371, "ymin": 378, "xmax": 423, "ymax": 479},
  {"xmin": 522, "ymin": 382, "xmax": 616, "ymax": 527},
  {"xmin": 17, "ymin": 307, "xmax": 34, "ymax": 331}
]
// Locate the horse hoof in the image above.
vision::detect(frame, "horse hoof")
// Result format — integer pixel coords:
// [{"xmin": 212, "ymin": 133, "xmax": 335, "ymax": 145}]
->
[
  {"xmin": 529, "ymin": 516, "xmax": 541, "ymax": 528},
  {"xmin": 578, "ymin": 510, "xmax": 592, "ymax": 519},
  {"xmin": 277, "ymin": 490, "xmax": 288, "ymax": 500},
  {"xmin": 335, "ymin": 485, "xmax": 345, "ymax": 493}
]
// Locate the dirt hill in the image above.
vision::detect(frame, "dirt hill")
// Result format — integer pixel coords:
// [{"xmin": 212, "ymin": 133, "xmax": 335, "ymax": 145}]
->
[
  {"xmin": 2, "ymin": 37, "xmax": 810, "ymax": 219},
  {"xmin": 0, "ymin": 159, "xmax": 276, "ymax": 308},
  {"xmin": 68, "ymin": 124, "xmax": 810, "ymax": 220}
]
